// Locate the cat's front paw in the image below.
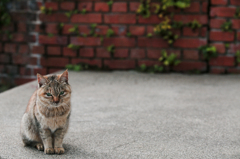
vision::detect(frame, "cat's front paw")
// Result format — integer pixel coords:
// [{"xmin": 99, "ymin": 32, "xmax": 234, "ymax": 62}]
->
[
  {"xmin": 54, "ymin": 147, "xmax": 65, "ymax": 154},
  {"xmin": 36, "ymin": 143, "xmax": 44, "ymax": 151},
  {"xmin": 44, "ymin": 148, "xmax": 54, "ymax": 154}
]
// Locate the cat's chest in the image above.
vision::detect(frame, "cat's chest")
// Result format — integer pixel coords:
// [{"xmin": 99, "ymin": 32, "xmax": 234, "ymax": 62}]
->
[{"xmin": 36, "ymin": 111, "xmax": 69, "ymax": 132}]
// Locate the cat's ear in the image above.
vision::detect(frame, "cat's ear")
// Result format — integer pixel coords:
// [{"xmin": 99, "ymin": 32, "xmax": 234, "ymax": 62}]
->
[
  {"xmin": 59, "ymin": 69, "xmax": 68, "ymax": 84},
  {"xmin": 37, "ymin": 73, "xmax": 48, "ymax": 88}
]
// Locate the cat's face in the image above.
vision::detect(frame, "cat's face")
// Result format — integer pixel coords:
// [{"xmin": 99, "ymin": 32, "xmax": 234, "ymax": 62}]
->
[{"xmin": 37, "ymin": 70, "xmax": 71, "ymax": 107}]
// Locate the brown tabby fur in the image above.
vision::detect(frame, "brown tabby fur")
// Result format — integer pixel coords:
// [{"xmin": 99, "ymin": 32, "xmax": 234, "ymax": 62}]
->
[{"xmin": 20, "ymin": 70, "xmax": 71, "ymax": 154}]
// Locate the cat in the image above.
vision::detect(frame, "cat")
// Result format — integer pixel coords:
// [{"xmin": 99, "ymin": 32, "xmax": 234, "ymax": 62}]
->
[{"xmin": 20, "ymin": 70, "xmax": 71, "ymax": 154}]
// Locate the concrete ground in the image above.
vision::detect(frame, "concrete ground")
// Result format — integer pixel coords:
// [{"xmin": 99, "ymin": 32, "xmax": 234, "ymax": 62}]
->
[{"xmin": 1, "ymin": 71, "xmax": 240, "ymax": 159}]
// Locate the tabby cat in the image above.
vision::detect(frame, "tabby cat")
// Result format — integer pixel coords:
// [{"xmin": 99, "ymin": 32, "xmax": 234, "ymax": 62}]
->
[{"xmin": 20, "ymin": 70, "xmax": 71, "ymax": 154}]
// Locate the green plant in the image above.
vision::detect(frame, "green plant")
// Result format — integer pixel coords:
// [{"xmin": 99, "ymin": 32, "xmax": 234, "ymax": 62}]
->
[
  {"xmin": 159, "ymin": 50, "xmax": 181, "ymax": 67},
  {"xmin": 40, "ymin": 6, "xmax": 53, "ymax": 15},
  {"xmin": 68, "ymin": 25, "xmax": 79, "ymax": 35},
  {"xmin": 65, "ymin": 10, "xmax": 78, "ymax": 18},
  {"xmin": 225, "ymin": 43, "xmax": 230, "ymax": 49},
  {"xmin": 198, "ymin": 45, "xmax": 217, "ymax": 60},
  {"xmin": 137, "ymin": 0, "xmax": 151, "ymax": 18},
  {"xmin": 187, "ymin": 20, "xmax": 202, "ymax": 30},
  {"xmin": 236, "ymin": 50, "xmax": 240, "ymax": 64},
  {"xmin": 67, "ymin": 44, "xmax": 80, "ymax": 50},
  {"xmin": 147, "ymin": 33, "xmax": 152, "ymax": 38},
  {"xmin": 221, "ymin": 21, "xmax": 232, "ymax": 32},
  {"xmin": 0, "ymin": 0, "xmax": 11, "ymax": 28},
  {"xmin": 126, "ymin": 32, "xmax": 132, "ymax": 37},
  {"xmin": 89, "ymin": 23, "xmax": 97, "ymax": 36},
  {"xmin": 65, "ymin": 64, "xmax": 89, "ymax": 71},
  {"xmin": 160, "ymin": 0, "xmax": 191, "ymax": 9},
  {"xmin": 107, "ymin": 45, "xmax": 115, "ymax": 56},
  {"xmin": 106, "ymin": 29, "xmax": 114, "ymax": 37},
  {"xmin": 81, "ymin": 9, "xmax": 87, "ymax": 15},
  {"xmin": 47, "ymin": 33, "xmax": 54, "ymax": 37},
  {"xmin": 172, "ymin": 21, "xmax": 184, "ymax": 29},
  {"xmin": 138, "ymin": 64, "xmax": 163, "ymax": 73},
  {"xmin": 107, "ymin": 0, "xmax": 113, "ymax": 7},
  {"xmin": 57, "ymin": 23, "xmax": 64, "ymax": 34},
  {"xmin": 154, "ymin": 17, "xmax": 179, "ymax": 44},
  {"xmin": 235, "ymin": 7, "xmax": 240, "ymax": 18}
]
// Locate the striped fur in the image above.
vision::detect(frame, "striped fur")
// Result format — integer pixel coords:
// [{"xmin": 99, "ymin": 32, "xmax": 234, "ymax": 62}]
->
[{"xmin": 20, "ymin": 70, "xmax": 71, "ymax": 154}]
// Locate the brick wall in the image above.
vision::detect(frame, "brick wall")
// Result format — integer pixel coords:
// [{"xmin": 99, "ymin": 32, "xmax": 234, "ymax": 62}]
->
[{"xmin": 0, "ymin": 0, "xmax": 240, "ymax": 86}]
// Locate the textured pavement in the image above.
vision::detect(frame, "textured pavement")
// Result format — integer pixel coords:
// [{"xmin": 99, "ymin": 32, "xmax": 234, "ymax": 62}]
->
[{"xmin": 1, "ymin": 71, "xmax": 240, "ymax": 159}]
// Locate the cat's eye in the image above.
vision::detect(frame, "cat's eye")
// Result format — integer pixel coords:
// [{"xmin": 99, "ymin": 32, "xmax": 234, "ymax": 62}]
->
[
  {"xmin": 60, "ymin": 91, "xmax": 64, "ymax": 95},
  {"xmin": 46, "ymin": 93, "xmax": 52, "ymax": 96}
]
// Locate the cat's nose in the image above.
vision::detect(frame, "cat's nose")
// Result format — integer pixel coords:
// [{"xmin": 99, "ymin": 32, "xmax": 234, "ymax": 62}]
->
[
  {"xmin": 53, "ymin": 96, "xmax": 59, "ymax": 104},
  {"xmin": 53, "ymin": 100, "xmax": 59, "ymax": 104}
]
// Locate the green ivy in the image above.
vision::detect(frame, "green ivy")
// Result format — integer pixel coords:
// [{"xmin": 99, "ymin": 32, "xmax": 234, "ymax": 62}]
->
[
  {"xmin": 67, "ymin": 44, "xmax": 80, "ymax": 50},
  {"xmin": 159, "ymin": 50, "xmax": 181, "ymax": 67},
  {"xmin": 107, "ymin": 45, "xmax": 115, "ymax": 56},
  {"xmin": 137, "ymin": 0, "xmax": 151, "ymax": 18},
  {"xmin": 40, "ymin": 6, "xmax": 53, "ymax": 15},
  {"xmin": 221, "ymin": 21, "xmax": 232, "ymax": 32},
  {"xmin": 187, "ymin": 20, "xmax": 202, "ymax": 30},
  {"xmin": 66, "ymin": 64, "xmax": 89, "ymax": 71},
  {"xmin": 198, "ymin": 45, "xmax": 217, "ymax": 60},
  {"xmin": 0, "ymin": 0, "xmax": 11, "ymax": 28},
  {"xmin": 65, "ymin": 10, "xmax": 78, "ymax": 18},
  {"xmin": 106, "ymin": 29, "xmax": 114, "ymax": 37}
]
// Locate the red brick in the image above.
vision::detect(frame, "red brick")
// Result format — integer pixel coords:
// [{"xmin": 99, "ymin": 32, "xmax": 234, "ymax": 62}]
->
[
  {"xmin": 30, "ymin": 57, "xmax": 38, "ymax": 65},
  {"xmin": 71, "ymin": 59, "xmax": 102, "ymax": 68},
  {"xmin": 96, "ymin": 48, "xmax": 110, "ymax": 58},
  {"xmin": 232, "ymin": 19, "xmax": 240, "ymax": 29},
  {"xmin": 19, "ymin": 45, "xmax": 29, "ymax": 54},
  {"xmin": 0, "ymin": 54, "xmax": 10, "ymax": 63},
  {"xmin": 183, "ymin": 50, "xmax": 199, "ymax": 60},
  {"xmin": 210, "ymin": 7, "xmax": 235, "ymax": 17},
  {"xmin": 18, "ymin": 22, "xmax": 27, "ymax": 32},
  {"xmin": 228, "ymin": 68, "xmax": 240, "ymax": 74},
  {"xmin": 32, "ymin": 45, "xmax": 45, "ymax": 54},
  {"xmin": 4, "ymin": 43, "xmax": 16, "ymax": 53},
  {"xmin": 147, "ymin": 25, "xmax": 154, "ymax": 34},
  {"xmin": 19, "ymin": 67, "xmax": 31, "ymax": 76},
  {"xmin": 210, "ymin": 67, "xmax": 225, "ymax": 74},
  {"xmin": 45, "ymin": 2, "xmax": 58, "ymax": 10},
  {"xmin": 112, "ymin": 25, "xmax": 127, "ymax": 35},
  {"xmin": 34, "ymin": 68, "xmax": 47, "ymax": 75},
  {"xmin": 95, "ymin": 2, "xmax": 109, "ymax": 12},
  {"xmin": 184, "ymin": 2, "xmax": 200, "ymax": 13},
  {"xmin": 138, "ymin": 15, "xmax": 162, "ymax": 24},
  {"xmin": 60, "ymin": 2, "xmax": 75, "ymax": 10},
  {"xmin": 129, "ymin": 26, "xmax": 145, "ymax": 36},
  {"xmin": 229, "ymin": 44, "xmax": 240, "ymax": 53},
  {"xmin": 112, "ymin": 3, "xmax": 127, "ymax": 12},
  {"xmin": 39, "ymin": 35, "xmax": 68, "ymax": 45},
  {"xmin": 210, "ymin": 19, "xmax": 226, "ymax": 29},
  {"xmin": 209, "ymin": 56, "xmax": 235, "ymax": 66},
  {"xmin": 200, "ymin": 27, "xmax": 207, "ymax": 37},
  {"xmin": 138, "ymin": 60, "xmax": 161, "ymax": 67},
  {"xmin": 104, "ymin": 60, "xmax": 136, "ymax": 69},
  {"xmin": 46, "ymin": 23, "xmax": 58, "ymax": 34},
  {"xmin": 63, "ymin": 47, "xmax": 77, "ymax": 57},
  {"xmin": 62, "ymin": 24, "xmax": 74, "ymax": 34},
  {"xmin": 39, "ymin": 13, "xmax": 68, "ymax": 22},
  {"xmin": 41, "ymin": 57, "xmax": 69, "ymax": 67},
  {"xmin": 230, "ymin": 0, "xmax": 240, "ymax": 5},
  {"xmin": 70, "ymin": 37, "xmax": 101, "ymax": 46},
  {"xmin": 130, "ymin": 49, "xmax": 145, "ymax": 59},
  {"xmin": 0, "ymin": 43, "xmax": 2, "ymax": 52},
  {"xmin": 210, "ymin": 31, "xmax": 234, "ymax": 42},
  {"xmin": 79, "ymin": 48, "xmax": 94, "ymax": 57},
  {"xmin": 174, "ymin": 38, "xmax": 207, "ymax": 48},
  {"xmin": 104, "ymin": 14, "xmax": 136, "ymax": 24},
  {"xmin": 48, "ymin": 69, "xmax": 61, "ymax": 74},
  {"xmin": 12, "ymin": 33, "xmax": 27, "ymax": 42},
  {"xmin": 71, "ymin": 14, "xmax": 102, "ymax": 23},
  {"xmin": 147, "ymin": 49, "xmax": 161, "ymax": 59},
  {"xmin": 183, "ymin": 27, "xmax": 199, "ymax": 37},
  {"xmin": 14, "ymin": 78, "xmax": 35, "ymax": 86},
  {"xmin": 95, "ymin": 25, "xmax": 109, "ymax": 35},
  {"xmin": 173, "ymin": 61, "xmax": 207, "ymax": 71},
  {"xmin": 103, "ymin": 37, "xmax": 135, "ymax": 47},
  {"xmin": 130, "ymin": 2, "xmax": 140, "ymax": 12},
  {"xmin": 47, "ymin": 46, "xmax": 61, "ymax": 55},
  {"xmin": 211, "ymin": 0, "xmax": 228, "ymax": 5},
  {"xmin": 12, "ymin": 55, "xmax": 29, "ymax": 65},
  {"xmin": 211, "ymin": 43, "xmax": 225, "ymax": 54},
  {"xmin": 78, "ymin": 2, "xmax": 92, "ymax": 11},
  {"xmin": 202, "ymin": 2, "xmax": 208, "ymax": 13},
  {"xmin": 114, "ymin": 48, "xmax": 129, "ymax": 58},
  {"xmin": 138, "ymin": 37, "xmax": 168, "ymax": 48},
  {"xmin": 237, "ymin": 32, "xmax": 240, "ymax": 41},
  {"xmin": 174, "ymin": 15, "xmax": 208, "ymax": 24}
]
